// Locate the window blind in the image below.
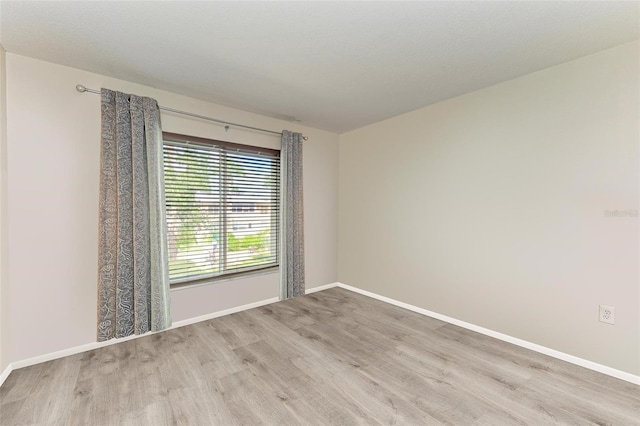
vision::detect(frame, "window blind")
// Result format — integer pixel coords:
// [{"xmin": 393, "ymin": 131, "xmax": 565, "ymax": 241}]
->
[{"xmin": 163, "ymin": 132, "xmax": 280, "ymax": 285}]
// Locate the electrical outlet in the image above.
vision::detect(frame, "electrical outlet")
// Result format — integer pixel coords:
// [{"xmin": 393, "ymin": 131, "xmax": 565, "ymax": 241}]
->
[{"xmin": 599, "ymin": 305, "xmax": 615, "ymax": 325}]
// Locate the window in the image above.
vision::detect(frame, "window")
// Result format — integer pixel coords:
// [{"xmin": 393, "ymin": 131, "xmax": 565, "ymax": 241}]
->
[{"xmin": 163, "ymin": 132, "xmax": 280, "ymax": 286}]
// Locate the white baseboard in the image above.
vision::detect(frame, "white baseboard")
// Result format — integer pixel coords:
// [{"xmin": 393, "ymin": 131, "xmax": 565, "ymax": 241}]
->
[
  {"xmin": 0, "ymin": 295, "xmax": 281, "ymax": 387},
  {"xmin": 305, "ymin": 282, "xmax": 339, "ymax": 294},
  {"xmin": 0, "ymin": 363, "xmax": 12, "ymax": 387},
  {"xmin": 336, "ymin": 282, "xmax": 640, "ymax": 385},
  {"xmin": 4, "ymin": 282, "xmax": 637, "ymax": 388},
  {"xmin": 0, "ymin": 288, "xmax": 313, "ymax": 388},
  {"xmin": 172, "ymin": 296, "xmax": 279, "ymax": 329}
]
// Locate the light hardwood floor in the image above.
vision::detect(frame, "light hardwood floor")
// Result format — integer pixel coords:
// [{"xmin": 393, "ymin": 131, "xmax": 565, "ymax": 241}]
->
[{"xmin": 1, "ymin": 287, "xmax": 639, "ymax": 425}]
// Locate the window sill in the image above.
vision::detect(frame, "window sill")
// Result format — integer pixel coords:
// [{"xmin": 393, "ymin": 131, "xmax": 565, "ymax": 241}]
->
[{"xmin": 169, "ymin": 266, "xmax": 279, "ymax": 292}]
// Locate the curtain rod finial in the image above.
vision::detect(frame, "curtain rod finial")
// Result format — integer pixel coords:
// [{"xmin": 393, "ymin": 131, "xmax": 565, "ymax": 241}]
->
[{"xmin": 76, "ymin": 84, "xmax": 87, "ymax": 93}]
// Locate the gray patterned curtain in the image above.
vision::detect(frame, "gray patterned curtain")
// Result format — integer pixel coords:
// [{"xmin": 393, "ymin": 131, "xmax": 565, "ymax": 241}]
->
[
  {"xmin": 97, "ymin": 89, "xmax": 171, "ymax": 341},
  {"xmin": 280, "ymin": 130, "xmax": 305, "ymax": 299}
]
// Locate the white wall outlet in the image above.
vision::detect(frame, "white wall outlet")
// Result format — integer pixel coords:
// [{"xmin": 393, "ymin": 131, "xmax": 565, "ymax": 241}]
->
[{"xmin": 599, "ymin": 305, "xmax": 615, "ymax": 325}]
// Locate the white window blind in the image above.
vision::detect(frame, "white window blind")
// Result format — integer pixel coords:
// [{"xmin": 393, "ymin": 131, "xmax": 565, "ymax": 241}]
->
[{"xmin": 163, "ymin": 132, "xmax": 280, "ymax": 285}]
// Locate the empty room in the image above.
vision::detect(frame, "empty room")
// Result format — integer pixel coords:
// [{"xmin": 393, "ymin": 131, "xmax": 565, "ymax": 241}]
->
[{"xmin": 0, "ymin": 1, "xmax": 638, "ymax": 425}]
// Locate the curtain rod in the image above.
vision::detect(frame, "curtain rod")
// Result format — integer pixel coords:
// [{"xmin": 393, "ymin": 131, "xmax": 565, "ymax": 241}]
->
[{"xmin": 75, "ymin": 84, "xmax": 308, "ymax": 141}]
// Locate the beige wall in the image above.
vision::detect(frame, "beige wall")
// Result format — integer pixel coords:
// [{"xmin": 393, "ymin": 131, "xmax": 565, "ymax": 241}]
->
[
  {"xmin": 339, "ymin": 41, "xmax": 639, "ymax": 375},
  {"xmin": 3, "ymin": 54, "xmax": 338, "ymax": 363},
  {"xmin": 0, "ymin": 44, "xmax": 8, "ymax": 373}
]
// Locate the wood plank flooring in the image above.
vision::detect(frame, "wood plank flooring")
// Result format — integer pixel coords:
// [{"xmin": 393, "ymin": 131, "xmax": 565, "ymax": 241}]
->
[{"xmin": 1, "ymin": 287, "xmax": 638, "ymax": 425}]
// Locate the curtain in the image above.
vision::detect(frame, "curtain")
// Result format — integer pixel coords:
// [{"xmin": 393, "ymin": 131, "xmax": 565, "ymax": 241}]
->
[
  {"xmin": 280, "ymin": 130, "xmax": 305, "ymax": 300},
  {"xmin": 97, "ymin": 89, "xmax": 171, "ymax": 341}
]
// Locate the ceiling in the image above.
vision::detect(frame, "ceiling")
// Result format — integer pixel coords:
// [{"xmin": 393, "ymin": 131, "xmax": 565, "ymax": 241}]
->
[{"xmin": 1, "ymin": 1, "xmax": 638, "ymax": 134}]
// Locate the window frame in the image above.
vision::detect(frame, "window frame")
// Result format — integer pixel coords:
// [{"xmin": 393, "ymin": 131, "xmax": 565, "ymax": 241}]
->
[{"xmin": 162, "ymin": 132, "xmax": 280, "ymax": 288}]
